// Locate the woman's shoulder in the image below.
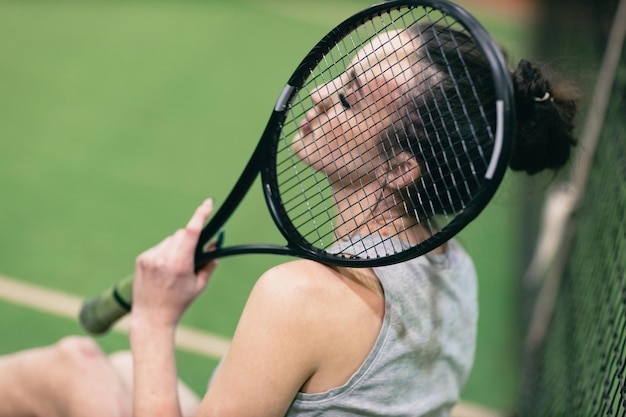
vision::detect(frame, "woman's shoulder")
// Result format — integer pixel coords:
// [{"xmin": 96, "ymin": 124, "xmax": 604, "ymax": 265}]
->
[
  {"xmin": 249, "ymin": 260, "xmax": 384, "ymax": 393},
  {"xmin": 203, "ymin": 260, "xmax": 357, "ymax": 414},
  {"xmin": 251, "ymin": 260, "xmax": 363, "ymax": 313},
  {"xmin": 246, "ymin": 260, "xmax": 384, "ymax": 346},
  {"xmin": 257, "ymin": 260, "xmax": 338, "ymax": 293}
]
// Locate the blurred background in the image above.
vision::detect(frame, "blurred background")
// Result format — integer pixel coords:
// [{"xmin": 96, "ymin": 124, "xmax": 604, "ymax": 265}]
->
[{"xmin": 1, "ymin": 0, "xmax": 621, "ymax": 415}]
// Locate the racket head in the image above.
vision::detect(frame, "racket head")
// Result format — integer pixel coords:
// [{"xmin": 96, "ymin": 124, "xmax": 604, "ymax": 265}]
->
[
  {"xmin": 197, "ymin": 0, "xmax": 515, "ymax": 268},
  {"xmin": 259, "ymin": 0, "xmax": 515, "ymax": 268}
]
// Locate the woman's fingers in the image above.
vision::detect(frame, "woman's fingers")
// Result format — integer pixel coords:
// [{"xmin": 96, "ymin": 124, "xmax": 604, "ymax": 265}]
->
[
  {"xmin": 131, "ymin": 199, "xmax": 219, "ymax": 325},
  {"xmin": 164, "ymin": 198, "xmax": 214, "ymax": 263},
  {"xmin": 186, "ymin": 198, "xmax": 213, "ymax": 234}
]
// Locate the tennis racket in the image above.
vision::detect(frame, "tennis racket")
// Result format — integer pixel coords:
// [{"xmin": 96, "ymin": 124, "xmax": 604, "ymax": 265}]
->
[{"xmin": 80, "ymin": 0, "xmax": 515, "ymax": 334}]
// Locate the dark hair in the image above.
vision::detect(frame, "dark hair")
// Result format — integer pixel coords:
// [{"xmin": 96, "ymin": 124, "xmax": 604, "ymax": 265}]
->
[
  {"xmin": 509, "ymin": 59, "xmax": 578, "ymax": 175},
  {"xmin": 386, "ymin": 24, "xmax": 578, "ymax": 216}
]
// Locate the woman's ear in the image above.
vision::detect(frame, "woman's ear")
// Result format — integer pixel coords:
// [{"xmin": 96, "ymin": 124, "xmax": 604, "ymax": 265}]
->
[{"xmin": 377, "ymin": 151, "xmax": 421, "ymax": 189}]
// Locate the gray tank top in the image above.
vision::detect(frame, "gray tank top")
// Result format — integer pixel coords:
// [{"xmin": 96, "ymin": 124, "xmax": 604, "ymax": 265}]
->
[{"xmin": 285, "ymin": 236, "xmax": 478, "ymax": 417}]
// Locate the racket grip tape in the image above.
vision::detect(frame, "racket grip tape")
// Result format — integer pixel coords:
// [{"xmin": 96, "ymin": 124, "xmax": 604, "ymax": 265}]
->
[{"xmin": 79, "ymin": 275, "xmax": 133, "ymax": 335}]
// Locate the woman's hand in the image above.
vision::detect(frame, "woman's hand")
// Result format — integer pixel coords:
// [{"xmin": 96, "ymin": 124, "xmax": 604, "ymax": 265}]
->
[{"xmin": 132, "ymin": 198, "xmax": 218, "ymax": 328}]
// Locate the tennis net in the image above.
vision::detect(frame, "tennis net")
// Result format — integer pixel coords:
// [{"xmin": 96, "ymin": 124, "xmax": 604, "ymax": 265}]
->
[{"xmin": 520, "ymin": 0, "xmax": 626, "ymax": 414}]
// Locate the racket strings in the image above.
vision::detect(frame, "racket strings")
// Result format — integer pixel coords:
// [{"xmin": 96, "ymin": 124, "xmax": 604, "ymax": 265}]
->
[
  {"xmin": 411, "ymin": 26, "xmax": 494, "ymax": 212},
  {"xmin": 286, "ymin": 96, "xmax": 470, "ymax": 231},
  {"xmin": 275, "ymin": 5, "xmax": 498, "ymax": 258},
  {"xmin": 286, "ymin": 107, "xmax": 488, "ymax": 236},
  {"xmin": 429, "ymin": 25, "xmax": 492, "ymax": 176}
]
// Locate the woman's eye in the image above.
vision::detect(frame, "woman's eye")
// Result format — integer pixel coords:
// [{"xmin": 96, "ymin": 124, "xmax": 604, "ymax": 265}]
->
[{"xmin": 338, "ymin": 92, "xmax": 351, "ymax": 109}]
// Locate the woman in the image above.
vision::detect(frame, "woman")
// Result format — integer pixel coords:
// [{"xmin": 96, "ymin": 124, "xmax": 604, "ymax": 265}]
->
[{"xmin": 0, "ymin": 25, "xmax": 577, "ymax": 417}]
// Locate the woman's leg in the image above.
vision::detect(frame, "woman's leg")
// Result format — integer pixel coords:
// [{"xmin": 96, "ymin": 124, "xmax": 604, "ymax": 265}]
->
[
  {"xmin": 0, "ymin": 336, "xmax": 131, "ymax": 417},
  {"xmin": 0, "ymin": 335, "xmax": 201, "ymax": 417}
]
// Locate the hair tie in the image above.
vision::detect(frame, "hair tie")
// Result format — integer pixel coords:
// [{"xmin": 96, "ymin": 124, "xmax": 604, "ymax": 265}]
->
[{"xmin": 533, "ymin": 92, "xmax": 553, "ymax": 102}]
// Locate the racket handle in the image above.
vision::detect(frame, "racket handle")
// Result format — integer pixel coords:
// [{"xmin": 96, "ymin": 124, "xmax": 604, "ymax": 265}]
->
[
  {"xmin": 79, "ymin": 231, "xmax": 224, "ymax": 334},
  {"xmin": 79, "ymin": 275, "xmax": 133, "ymax": 335}
]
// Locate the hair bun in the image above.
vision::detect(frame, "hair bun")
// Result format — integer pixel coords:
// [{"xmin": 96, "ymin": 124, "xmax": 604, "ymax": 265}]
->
[
  {"xmin": 514, "ymin": 59, "xmax": 552, "ymax": 104},
  {"xmin": 509, "ymin": 60, "xmax": 578, "ymax": 175}
]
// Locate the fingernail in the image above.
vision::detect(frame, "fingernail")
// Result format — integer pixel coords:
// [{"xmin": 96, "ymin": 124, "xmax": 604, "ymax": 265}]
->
[{"xmin": 216, "ymin": 229, "xmax": 225, "ymax": 249}]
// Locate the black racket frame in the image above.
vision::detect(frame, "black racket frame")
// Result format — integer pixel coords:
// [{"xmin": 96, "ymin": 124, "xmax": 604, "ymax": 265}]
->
[{"xmin": 194, "ymin": 0, "xmax": 515, "ymax": 269}]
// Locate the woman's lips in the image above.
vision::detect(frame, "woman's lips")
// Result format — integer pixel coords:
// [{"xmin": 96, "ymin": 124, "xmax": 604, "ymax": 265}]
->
[{"xmin": 299, "ymin": 118, "xmax": 312, "ymax": 136}]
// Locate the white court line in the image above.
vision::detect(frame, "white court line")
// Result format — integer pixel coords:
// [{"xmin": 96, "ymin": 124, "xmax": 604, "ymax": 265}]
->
[{"xmin": 0, "ymin": 274, "xmax": 230, "ymax": 359}]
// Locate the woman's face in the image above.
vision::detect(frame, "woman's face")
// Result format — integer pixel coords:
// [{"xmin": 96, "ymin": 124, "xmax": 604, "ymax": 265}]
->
[{"xmin": 292, "ymin": 30, "xmax": 418, "ymax": 185}]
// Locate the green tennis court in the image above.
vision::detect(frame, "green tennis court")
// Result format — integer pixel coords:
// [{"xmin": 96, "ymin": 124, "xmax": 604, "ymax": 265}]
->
[{"xmin": 0, "ymin": 0, "xmax": 531, "ymax": 412}]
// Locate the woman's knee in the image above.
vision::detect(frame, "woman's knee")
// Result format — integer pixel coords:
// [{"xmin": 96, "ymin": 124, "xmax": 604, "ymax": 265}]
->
[
  {"xmin": 49, "ymin": 337, "xmax": 132, "ymax": 417},
  {"xmin": 51, "ymin": 336, "xmax": 109, "ymax": 370}
]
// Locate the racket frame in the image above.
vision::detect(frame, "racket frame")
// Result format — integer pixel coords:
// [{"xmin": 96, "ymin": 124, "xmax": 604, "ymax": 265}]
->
[{"xmin": 195, "ymin": 0, "xmax": 515, "ymax": 269}]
